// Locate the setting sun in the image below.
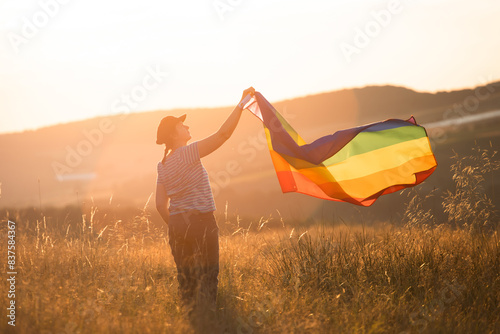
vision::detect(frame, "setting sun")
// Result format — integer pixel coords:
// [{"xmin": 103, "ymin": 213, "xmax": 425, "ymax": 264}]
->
[{"xmin": 1, "ymin": 0, "xmax": 499, "ymax": 133}]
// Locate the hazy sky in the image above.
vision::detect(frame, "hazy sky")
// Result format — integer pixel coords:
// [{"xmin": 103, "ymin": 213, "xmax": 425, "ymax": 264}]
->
[{"xmin": 1, "ymin": 0, "xmax": 499, "ymax": 133}]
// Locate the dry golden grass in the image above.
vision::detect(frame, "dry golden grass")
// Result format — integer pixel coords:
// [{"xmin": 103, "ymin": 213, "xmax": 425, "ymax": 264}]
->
[
  {"xmin": 1, "ymin": 146, "xmax": 499, "ymax": 333},
  {"xmin": 0, "ymin": 208, "xmax": 498, "ymax": 334}
]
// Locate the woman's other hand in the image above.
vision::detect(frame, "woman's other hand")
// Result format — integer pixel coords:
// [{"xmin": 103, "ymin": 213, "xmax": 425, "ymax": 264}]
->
[{"xmin": 240, "ymin": 87, "xmax": 255, "ymax": 101}]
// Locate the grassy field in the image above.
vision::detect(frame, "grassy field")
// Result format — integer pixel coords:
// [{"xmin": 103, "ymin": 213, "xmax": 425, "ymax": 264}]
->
[
  {"xmin": 0, "ymin": 207, "xmax": 498, "ymax": 334},
  {"xmin": 1, "ymin": 147, "xmax": 499, "ymax": 334}
]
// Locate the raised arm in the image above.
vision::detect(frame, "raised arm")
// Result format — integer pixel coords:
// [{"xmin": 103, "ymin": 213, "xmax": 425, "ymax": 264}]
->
[{"xmin": 198, "ymin": 87, "xmax": 255, "ymax": 158}]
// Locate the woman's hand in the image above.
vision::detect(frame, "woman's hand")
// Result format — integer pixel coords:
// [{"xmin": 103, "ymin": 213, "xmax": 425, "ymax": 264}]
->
[{"xmin": 240, "ymin": 87, "xmax": 256, "ymax": 102}]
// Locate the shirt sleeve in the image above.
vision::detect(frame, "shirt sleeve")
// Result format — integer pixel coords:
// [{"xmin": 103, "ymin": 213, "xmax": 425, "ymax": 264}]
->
[
  {"xmin": 180, "ymin": 141, "xmax": 200, "ymax": 164},
  {"xmin": 156, "ymin": 162, "xmax": 165, "ymax": 184}
]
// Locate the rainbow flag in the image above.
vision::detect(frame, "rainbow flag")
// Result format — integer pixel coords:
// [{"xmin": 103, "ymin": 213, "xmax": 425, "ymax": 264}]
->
[{"xmin": 243, "ymin": 92, "xmax": 437, "ymax": 206}]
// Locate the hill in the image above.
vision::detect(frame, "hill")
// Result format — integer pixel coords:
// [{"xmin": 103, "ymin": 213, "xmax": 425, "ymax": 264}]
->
[{"xmin": 1, "ymin": 82, "xmax": 499, "ymax": 222}]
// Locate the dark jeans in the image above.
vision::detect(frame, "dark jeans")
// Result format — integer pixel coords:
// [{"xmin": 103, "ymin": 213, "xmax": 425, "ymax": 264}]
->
[{"xmin": 168, "ymin": 210, "xmax": 219, "ymax": 312}]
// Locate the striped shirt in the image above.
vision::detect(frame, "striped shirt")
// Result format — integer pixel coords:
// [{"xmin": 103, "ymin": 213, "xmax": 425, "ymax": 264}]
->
[{"xmin": 156, "ymin": 141, "xmax": 216, "ymax": 215}]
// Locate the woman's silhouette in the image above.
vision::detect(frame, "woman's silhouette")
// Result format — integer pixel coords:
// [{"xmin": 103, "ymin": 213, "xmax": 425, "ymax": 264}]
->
[{"xmin": 155, "ymin": 87, "xmax": 255, "ymax": 319}]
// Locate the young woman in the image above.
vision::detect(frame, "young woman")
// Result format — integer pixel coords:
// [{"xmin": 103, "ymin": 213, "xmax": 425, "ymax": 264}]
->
[{"xmin": 155, "ymin": 87, "xmax": 255, "ymax": 316}]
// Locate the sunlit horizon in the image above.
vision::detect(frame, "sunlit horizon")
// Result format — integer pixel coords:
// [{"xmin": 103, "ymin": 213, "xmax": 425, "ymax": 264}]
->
[
  {"xmin": 0, "ymin": 80, "xmax": 495, "ymax": 135},
  {"xmin": 1, "ymin": 0, "xmax": 499, "ymax": 134}
]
